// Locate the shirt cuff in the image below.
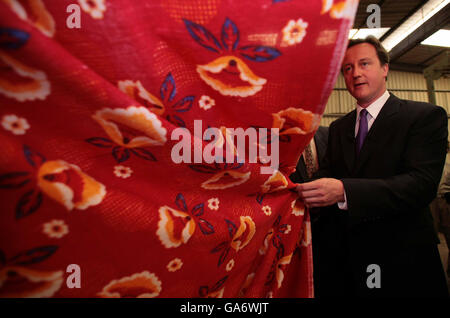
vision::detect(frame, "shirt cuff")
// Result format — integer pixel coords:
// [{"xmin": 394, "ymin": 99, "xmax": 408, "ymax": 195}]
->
[{"xmin": 337, "ymin": 190, "xmax": 348, "ymax": 210}]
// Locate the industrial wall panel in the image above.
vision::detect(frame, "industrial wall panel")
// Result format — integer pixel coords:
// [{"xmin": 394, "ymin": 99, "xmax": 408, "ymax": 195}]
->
[{"xmin": 321, "ymin": 71, "xmax": 450, "ymax": 129}]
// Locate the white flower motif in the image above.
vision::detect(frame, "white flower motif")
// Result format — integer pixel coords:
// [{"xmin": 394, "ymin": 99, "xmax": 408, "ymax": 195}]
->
[
  {"xmin": 43, "ymin": 220, "xmax": 69, "ymax": 239},
  {"xmin": 284, "ymin": 224, "xmax": 292, "ymax": 234},
  {"xmin": 226, "ymin": 259, "xmax": 235, "ymax": 272},
  {"xmin": 199, "ymin": 95, "xmax": 215, "ymax": 110},
  {"xmin": 208, "ymin": 198, "xmax": 219, "ymax": 211},
  {"xmin": 114, "ymin": 165, "xmax": 133, "ymax": 178},
  {"xmin": 262, "ymin": 205, "xmax": 272, "ymax": 216},
  {"xmin": 78, "ymin": 0, "xmax": 106, "ymax": 19},
  {"xmin": 281, "ymin": 18, "xmax": 308, "ymax": 46},
  {"xmin": 167, "ymin": 258, "xmax": 183, "ymax": 272},
  {"xmin": 1, "ymin": 114, "xmax": 30, "ymax": 135}
]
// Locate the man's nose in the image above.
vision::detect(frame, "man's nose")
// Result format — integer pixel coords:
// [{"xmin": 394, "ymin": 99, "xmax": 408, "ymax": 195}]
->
[{"xmin": 352, "ymin": 66, "xmax": 362, "ymax": 78}]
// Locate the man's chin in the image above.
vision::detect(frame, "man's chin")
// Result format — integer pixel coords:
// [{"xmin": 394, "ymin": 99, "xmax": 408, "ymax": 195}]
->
[{"xmin": 350, "ymin": 91, "xmax": 367, "ymax": 102}]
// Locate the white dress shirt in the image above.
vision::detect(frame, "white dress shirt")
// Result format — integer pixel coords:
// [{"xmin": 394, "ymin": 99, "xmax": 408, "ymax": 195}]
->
[{"xmin": 338, "ymin": 90, "xmax": 390, "ymax": 210}]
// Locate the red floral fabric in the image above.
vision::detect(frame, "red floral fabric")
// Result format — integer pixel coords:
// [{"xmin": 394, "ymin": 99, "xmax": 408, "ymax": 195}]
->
[{"xmin": 0, "ymin": 0, "xmax": 356, "ymax": 298}]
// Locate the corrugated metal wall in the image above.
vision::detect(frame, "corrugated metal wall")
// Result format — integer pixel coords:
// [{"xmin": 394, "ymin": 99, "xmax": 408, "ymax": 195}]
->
[{"xmin": 321, "ymin": 71, "xmax": 450, "ymax": 129}]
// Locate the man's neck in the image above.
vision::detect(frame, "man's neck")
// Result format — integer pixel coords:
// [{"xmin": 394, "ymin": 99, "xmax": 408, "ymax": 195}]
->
[{"xmin": 357, "ymin": 90, "xmax": 388, "ymax": 109}]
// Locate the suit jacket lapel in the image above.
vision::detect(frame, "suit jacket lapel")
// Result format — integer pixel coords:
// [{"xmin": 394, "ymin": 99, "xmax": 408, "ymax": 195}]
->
[
  {"xmin": 353, "ymin": 94, "xmax": 400, "ymax": 174},
  {"xmin": 297, "ymin": 155, "xmax": 308, "ymax": 181},
  {"xmin": 340, "ymin": 110, "xmax": 357, "ymax": 173}
]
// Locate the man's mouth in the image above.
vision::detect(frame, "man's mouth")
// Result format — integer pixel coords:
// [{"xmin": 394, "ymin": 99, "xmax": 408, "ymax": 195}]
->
[{"xmin": 354, "ymin": 83, "xmax": 366, "ymax": 88}]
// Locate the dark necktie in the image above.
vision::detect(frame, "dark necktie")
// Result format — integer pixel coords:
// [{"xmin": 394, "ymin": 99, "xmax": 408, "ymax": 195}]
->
[{"xmin": 356, "ymin": 109, "xmax": 368, "ymax": 154}]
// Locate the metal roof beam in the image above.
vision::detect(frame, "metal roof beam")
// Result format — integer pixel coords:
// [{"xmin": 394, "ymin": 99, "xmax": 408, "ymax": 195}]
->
[
  {"xmin": 389, "ymin": 62, "xmax": 424, "ymax": 73},
  {"xmin": 388, "ymin": 3, "xmax": 450, "ymax": 62}
]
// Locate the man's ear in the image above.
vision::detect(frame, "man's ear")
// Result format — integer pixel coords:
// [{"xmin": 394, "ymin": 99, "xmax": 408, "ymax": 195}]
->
[{"xmin": 382, "ymin": 63, "xmax": 389, "ymax": 80}]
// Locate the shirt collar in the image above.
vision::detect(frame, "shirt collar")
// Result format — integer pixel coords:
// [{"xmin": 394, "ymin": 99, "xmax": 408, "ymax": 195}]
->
[{"xmin": 356, "ymin": 90, "xmax": 390, "ymax": 120}]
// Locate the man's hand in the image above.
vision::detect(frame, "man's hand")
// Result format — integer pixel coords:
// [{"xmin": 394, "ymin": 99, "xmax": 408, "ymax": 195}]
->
[{"xmin": 296, "ymin": 178, "xmax": 345, "ymax": 208}]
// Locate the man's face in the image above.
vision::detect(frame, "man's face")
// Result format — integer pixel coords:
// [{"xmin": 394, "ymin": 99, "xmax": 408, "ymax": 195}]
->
[{"xmin": 342, "ymin": 43, "xmax": 389, "ymax": 107}]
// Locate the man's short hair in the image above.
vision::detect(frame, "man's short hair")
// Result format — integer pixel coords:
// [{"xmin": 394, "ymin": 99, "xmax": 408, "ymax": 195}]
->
[{"xmin": 347, "ymin": 35, "xmax": 390, "ymax": 66}]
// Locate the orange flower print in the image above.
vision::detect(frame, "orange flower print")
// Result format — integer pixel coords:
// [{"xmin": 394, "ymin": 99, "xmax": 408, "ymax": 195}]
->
[
  {"xmin": 1, "ymin": 114, "xmax": 30, "ymax": 135},
  {"xmin": 211, "ymin": 217, "xmax": 255, "ymax": 268},
  {"xmin": 207, "ymin": 197, "xmax": 219, "ymax": 211},
  {"xmin": 321, "ymin": 0, "xmax": 358, "ymax": 20},
  {"xmin": 184, "ymin": 18, "xmax": 281, "ymax": 97},
  {"xmin": 0, "ymin": 266, "xmax": 63, "ymax": 298},
  {"xmin": 275, "ymin": 253, "xmax": 292, "ymax": 288},
  {"xmin": 300, "ymin": 219, "xmax": 311, "ymax": 247},
  {"xmin": 199, "ymin": 95, "xmax": 215, "ymax": 110},
  {"xmin": 261, "ymin": 170, "xmax": 288, "ymax": 194},
  {"xmin": 206, "ymin": 289, "xmax": 224, "ymax": 298},
  {"xmin": 201, "ymin": 170, "xmax": 251, "ymax": 190},
  {"xmin": 78, "ymin": 0, "xmax": 106, "ymax": 19},
  {"xmin": 118, "ymin": 80, "xmax": 165, "ymax": 116},
  {"xmin": 199, "ymin": 276, "xmax": 227, "ymax": 298},
  {"xmin": 167, "ymin": 258, "xmax": 183, "ymax": 272},
  {"xmin": 37, "ymin": 160, "xmax": 106, "ymax": 211},
  {"xmin": 42, "ymin": 219, "xmax": 69, "ymax": 239},
  {"xmin": 0, "ymin": 52, "xmax": 51, "ymax": 102},
  {"xmin": 230, "ymin": 216, "xmax": 256, "ymax": 252},
  {"xmin": 157, "ymin": 205, "xmax": 196, "ymax": 248},
  {"xmin": 259, "ymin": 228, "xmax": 273, "ymax": 255},
  {"xmin": 321, "ymin": 0, "xmax": 334, "ymax": 13},
  {"xmin": 281, "ymin": 19, "xmax": 308, "ymax": 46},
  {"xmin": 272, "ymin": 107, "xmax": 320, "ymax": 137},
  {"xmin": 226, "ymin": 259, "xmax": 234, "ymax": 272},
  {"xmin": 92, "ymin": 106, "xmax": 166, "ymax": 148},
  {"xmin": 197, "ymin": 56, "xmax": 267, "ymax": 97},
  {"xmin": 262, "ymin": 205, "xmax": 272, "ymax": 216},
  {"xmin": 188, "ymin": 145, "xmax": 250, "ymax": 192},
  {"xmin": 97, "ymin": 271, "xmax": 162, "ymax": 298},
  {"xmin": 88, "ymin": 106, "xmax": 166, "ymax": 163},
  {"xmin": 238, "ymin": 272, "xmax": 255, "ymax": 297},
  {"xmin": 157, "ymin": 194, "xmax": 215, "ymax": 249},
  {"xmin": 260, "ymin": 215, "xmax": 290, "ymax": 261},
  {"xmin": 291, "ymin": 198, "xmax": 305, "ymax": 216},
  {"xmin": 2, "ymin": 0, "xmax": 55, "ymax": 37},
  {"xmin": 113, "ymin": 165, "xmax": 133, "ymax": 179},
  {"xmin": 0, "ymin": 146, "xmax": 106, "ymax": 219},
  {"xmin": 211, "ymin": 127, "xmax": 239, "ymax": 158}
]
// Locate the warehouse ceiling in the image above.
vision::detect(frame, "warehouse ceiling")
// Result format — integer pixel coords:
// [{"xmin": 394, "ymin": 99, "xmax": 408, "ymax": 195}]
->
[{"xmin": 352, "ymin": 0, "xmax": 450, "ymax": 74}]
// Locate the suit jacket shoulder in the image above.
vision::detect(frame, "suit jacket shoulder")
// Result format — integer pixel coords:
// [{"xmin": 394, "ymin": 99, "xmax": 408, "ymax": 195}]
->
[{"xmin": 385, "ymin": 94, "xmax": 447, "ymax": 123}]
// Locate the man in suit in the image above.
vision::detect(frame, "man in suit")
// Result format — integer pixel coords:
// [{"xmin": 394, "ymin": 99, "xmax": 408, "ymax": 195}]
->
[{"xmin": 297, "ymin": 36, "xmax": 449, "ymax": 297}]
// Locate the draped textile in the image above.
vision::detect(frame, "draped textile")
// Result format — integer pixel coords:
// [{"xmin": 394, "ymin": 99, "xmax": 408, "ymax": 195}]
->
[{"xmin": 0, "ymin": 0, "xmax": 356, "ymax": 298}]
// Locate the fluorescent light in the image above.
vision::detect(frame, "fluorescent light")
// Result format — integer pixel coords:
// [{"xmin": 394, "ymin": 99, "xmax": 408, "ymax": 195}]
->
[
  {"xmin": 421, "ymin": 29, "xmax": 450, "ymax": 47},
  {"xmin": 349, "ymin": 28, "xmax": 390, "ymax": 39},
  {"xmin": 382, "ymin": 0, "xmax": 450, "ymax": 51}
]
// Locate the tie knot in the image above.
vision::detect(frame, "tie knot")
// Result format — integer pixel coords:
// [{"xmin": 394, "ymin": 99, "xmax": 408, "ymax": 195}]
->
[{"xmin": 360, "ymin": 109, "xmax": 368, "ymax": 118}]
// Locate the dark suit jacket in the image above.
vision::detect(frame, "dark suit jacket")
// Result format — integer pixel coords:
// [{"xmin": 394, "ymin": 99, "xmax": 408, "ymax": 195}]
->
[
  {"xmin": 314, "ymin": 94, "xmax": 449, "ymax": 297},
  {"xmin": 289, "ymin": 126, "xmax": 329, "ymax": 184}
]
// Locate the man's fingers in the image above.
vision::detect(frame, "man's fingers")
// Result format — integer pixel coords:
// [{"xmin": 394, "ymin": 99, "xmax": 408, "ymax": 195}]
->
[
  {"xmin": 298, "ymin": 189, "xmax": 322, "ymax": 199},
  {"xmin": 303, "ymin": 196, "xmax": 327, "ymax": 205},
  {"xmin": 296, "ymin": 180, "xmax": 321, "ymax": 192}
]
